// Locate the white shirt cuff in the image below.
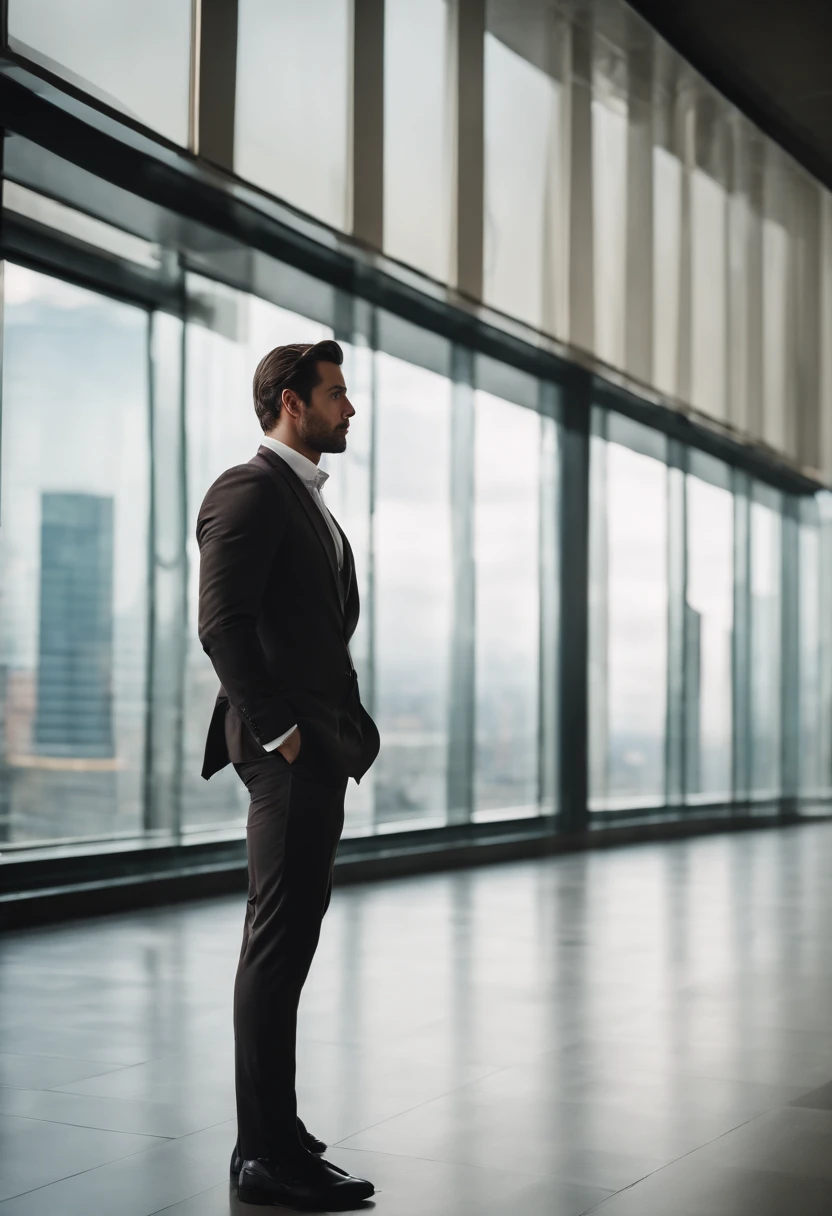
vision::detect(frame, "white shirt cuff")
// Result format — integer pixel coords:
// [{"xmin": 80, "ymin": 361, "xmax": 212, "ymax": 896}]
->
[{"xmin": 262, "ymin": 724, "xmax": 297, "ymax": 751}]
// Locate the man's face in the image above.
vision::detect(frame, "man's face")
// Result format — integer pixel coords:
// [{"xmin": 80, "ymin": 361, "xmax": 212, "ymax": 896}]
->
[{"xmin": 294, "ymin": 361, "xmax": 354, "ymax": 454}]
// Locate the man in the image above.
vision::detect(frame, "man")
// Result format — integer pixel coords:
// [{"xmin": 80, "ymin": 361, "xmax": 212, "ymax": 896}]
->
[{"xmin": 197, "ymin": 339, "xmax": 380, "ymax": 1209}]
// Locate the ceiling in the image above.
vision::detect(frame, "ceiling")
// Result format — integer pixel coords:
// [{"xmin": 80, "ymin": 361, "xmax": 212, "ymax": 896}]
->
[{"xmin": 625, "ymin": 0, "xmax": 832, "ymax": 192}]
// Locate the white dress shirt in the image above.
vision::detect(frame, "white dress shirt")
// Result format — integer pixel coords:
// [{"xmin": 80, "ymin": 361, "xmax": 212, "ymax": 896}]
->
[{"xmin": 259, "ymin": 436, "xmax": 343, "ymax": 752}]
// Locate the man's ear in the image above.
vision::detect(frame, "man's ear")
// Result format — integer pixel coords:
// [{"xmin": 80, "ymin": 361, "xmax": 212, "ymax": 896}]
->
[{"xmin": 281, "ymin": 388, "xmax": 300, "ymax": 418}]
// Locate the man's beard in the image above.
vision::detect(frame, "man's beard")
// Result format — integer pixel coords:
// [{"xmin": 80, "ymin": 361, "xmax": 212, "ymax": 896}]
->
[{"xmin": 298, "ymin": 412, "xmax": 348, "ymax": 454}]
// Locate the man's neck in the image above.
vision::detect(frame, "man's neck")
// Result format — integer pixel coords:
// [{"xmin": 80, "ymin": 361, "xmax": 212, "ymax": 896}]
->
[{"xmin": 264, "ymin": 431, "xmax": 321, "ymax": 466}]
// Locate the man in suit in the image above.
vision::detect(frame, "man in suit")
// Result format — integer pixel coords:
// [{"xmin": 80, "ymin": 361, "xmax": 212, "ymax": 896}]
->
[{"xmin": 196, "ymin": 339, "xmax": 380, "ymax": 1209}]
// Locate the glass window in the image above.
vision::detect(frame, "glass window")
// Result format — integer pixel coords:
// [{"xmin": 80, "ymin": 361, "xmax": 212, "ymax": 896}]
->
[
  {"xmin": 235, "ymin": 0, "xmax": 351, "ymax": 231},
  {"xmin": 799, "ymin": 503, "xmax": 822, "ymax": 798},
  {"xmin": 590, "ymin": 415, "xmax": 668, "ymax": 811},
  {"xmin": 483, "ymin": 10, "xmax": 562, "ymax": 330},
  {"xmin": 8, "ymin": 0, "xmax": 192, "ymax": 145},
  {"xmin": 762, "ymin": 150, "xmax": 791, "ymax": 452},
  {"xmin": 181, "ymin": 279, "xmax": 333, "ymax": 831},
  {"xmin": 691, "ymin": 167, "xmax": 728, "ymax": 421},
  {"xmin": 373, "ymin": 352, "xmax": 453, "ymax": 827},
  {"xmin": 653, "ymin": 146, "xmax": 683, "ymax": 399},
  {"xmin": 472, "ymin": 390, "xmax": 555, "ymax": 820},
  {"xmin": 592, "ymin": 73, "xmax": 628, "ymax": 367},
  {"xmin": 0, "ymin": 264, "xmax": 150, "ymax": 845},
  {"xmin": 686, "ymin": 465, "xmax": 734, "ymax": 802},
  {"xmin": 384, "ymin": 0, "xmax": 451, "ymax": 280},
  {"xmin": 749, "ymin": 488, "xmax": 782, "ymax": 798},
  {"xmin": 799, "ymin": 494, "xmax": 832, "ymax": 803}
]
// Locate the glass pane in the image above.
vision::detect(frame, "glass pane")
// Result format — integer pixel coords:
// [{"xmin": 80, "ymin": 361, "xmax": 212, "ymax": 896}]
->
[
  {"xmin": 652, "ymin": 147, "xmax": 682, "ymax": 399},
  {"xmin": 762, "ymin": 157, "xmax": 790, "ymax": 452},
  {"xmin": 235, "ymin": 0, "xmax": 351, "ymax": 230},
  {"xmin": 8, "ymin": 0, "xmax": 192, "ymax": 145},
  {"xmin": 799, "ymin": 515, "xmax": 822, "ymax": 798},
  {"xmin": 686, "ymin": 474, "xmax": 733, "ymax": 802},
  {"xmin": 384, "ymin": 0, "xmax": 451, "ymax": 280},
  {"xmin": 592, "ymin": 88, "xmax": 627, "ymax": 367},
  {"xmin": 182, "ymin": 281, "xmax": 333, "ymax": 831},
  {"xmin": 691, "ymin": 168, "xmax": 728, "ymax": 421},
  {"xmin": 472, "ymin": 393, "xmax": 550, "ymax": 821},
  {"xmin": 590, "ymin": 424, "xmax": 668, "ymax": 810},
  {"xmin": 749, "ymin": 493, "xmax": 782, "ymax": 798},
  {"xmin": 373, "ymin": 353, "xmax": 452, "ymax": 828},
  {"xmin": 318, "ymin": 335, "xmax": 376, "ymax": 838},
  {"xmin": 483, "ymin": 19, "xmax": 562, "ymax": 330},
  {"xmin": 0, "ymin": 264, "xmax": 150, "ymax": 845}
]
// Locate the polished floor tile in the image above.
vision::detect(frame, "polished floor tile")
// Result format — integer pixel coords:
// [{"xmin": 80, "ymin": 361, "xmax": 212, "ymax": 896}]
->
[
  {"xmin": 792, "ymin": 1079, "xmax": 832, "ymax": 1110},
  {"xmin": 0, "ymin": 1052, "xmax": 127, "ymax": 1091},
  {"xmin": 0, "ymin": 1119, "xmax": 234, "ymax": 1216},
  {"xmin": 586, "ymin": 1158, "xmax": 832, "ymax": 1216},
  {"xmin": 3, "ymin": 822, "xmax": 832, "ymax": 1214},
  {"xmin": 0, "ymin": 1112, "xmax": 165, "ymax": 1202},
  {"xmin": 0, "ymin": 1084, "xmax": 215, "ymax": 1139}
]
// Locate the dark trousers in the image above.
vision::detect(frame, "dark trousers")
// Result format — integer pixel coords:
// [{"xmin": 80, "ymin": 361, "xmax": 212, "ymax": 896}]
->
[{"xmin": 232, "ymin": 754, "xmax": 347, "ymax": 1159}]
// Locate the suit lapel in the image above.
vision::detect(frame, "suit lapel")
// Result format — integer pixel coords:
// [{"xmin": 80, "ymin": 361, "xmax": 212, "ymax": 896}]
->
[{"xmin": 252, "ymin": 446, "xmax": 345, "ymax": 615}]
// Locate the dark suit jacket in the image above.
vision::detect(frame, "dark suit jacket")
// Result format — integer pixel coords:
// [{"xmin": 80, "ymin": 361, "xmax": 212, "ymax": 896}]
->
[{"xmin": 196, "ymin": 444, "xmax": 380, "ymax": 785}]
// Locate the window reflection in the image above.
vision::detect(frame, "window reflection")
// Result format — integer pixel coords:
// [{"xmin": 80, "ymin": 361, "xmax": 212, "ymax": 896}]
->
[
  {"xmin": 799, "ymin": 495, "xmax": 832, "ymax": 802},
  {"xmin": 686, "ymin": 473, "xmax": 733, "ymax": 802},
  {"xmin": 384, "ymin": 0, "xmax": 451, "ymax": 279},
  {"xmin": 373, "ymin": 353, "xmax": 453, "ymax": 827},
  {"xmin": 750, "ymin": 492, "xmax": 782, "ymax": 798},
  {"xmin": 9, "ymin": 0, "xmax": 191, "ymax": 145},
  {"xmin": 235, "ymin": 0, "xmax": 351, "ymax": 230},
  {"xmin": 483, "ymin": 12, "xmax": 562, "ymax": 331},
  {"xmin": 473, "ymin": 392, "xmax": 549, "ymax": 821},
  {"xmin": 0, "ymin": 265, "xmax": 150, "ymax": 845},
  {"xmin": 590, "ymin": 423, "xmax": 668, "ymax": 810}
]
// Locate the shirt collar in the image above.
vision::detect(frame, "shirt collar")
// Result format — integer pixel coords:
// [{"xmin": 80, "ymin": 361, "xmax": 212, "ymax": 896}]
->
[{"xmin": 261, "ymin": 436, "xmax": 329, "ymax": 491}]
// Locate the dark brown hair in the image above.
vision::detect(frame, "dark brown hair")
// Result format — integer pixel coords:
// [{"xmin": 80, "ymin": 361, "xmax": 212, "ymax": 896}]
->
[{"xmin": 252, "ymin": 339, "xmax": 344, "ymax": 432}]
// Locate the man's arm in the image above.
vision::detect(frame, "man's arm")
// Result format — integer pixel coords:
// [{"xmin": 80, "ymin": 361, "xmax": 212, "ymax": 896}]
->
[{"xmin": 197, "ymin": 464, "xmax": 297, "ymax": 748}]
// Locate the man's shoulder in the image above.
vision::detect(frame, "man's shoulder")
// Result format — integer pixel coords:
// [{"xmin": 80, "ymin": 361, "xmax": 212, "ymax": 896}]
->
[
  {"xmin": 203, "ymin": 455, "xmax": 280, "ymax": 498},
  {"xmin": 196, "ymin": 455, "xmax": 288, "ymax": 526}
]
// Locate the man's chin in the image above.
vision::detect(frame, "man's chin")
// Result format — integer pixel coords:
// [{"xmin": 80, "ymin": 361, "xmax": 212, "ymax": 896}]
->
[{"xmin": 305, "ymin": 433, "xmax": 348, "ymax": 455}]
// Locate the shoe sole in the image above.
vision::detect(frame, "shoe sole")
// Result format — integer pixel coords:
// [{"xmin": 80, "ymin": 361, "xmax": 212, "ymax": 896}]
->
[{"xmin": 238, "ymin": 1182, "xmax": 375, "ymax": 1209}]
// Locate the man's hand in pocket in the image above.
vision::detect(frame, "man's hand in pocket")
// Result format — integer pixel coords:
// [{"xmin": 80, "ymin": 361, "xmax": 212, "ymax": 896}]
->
[{"xmin": 277, "ymin": 726, "xmax": 302, "ymax": 764}]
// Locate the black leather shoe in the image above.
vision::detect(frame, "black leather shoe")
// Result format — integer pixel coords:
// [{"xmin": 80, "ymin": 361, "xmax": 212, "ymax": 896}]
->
[
  {"xmin": 230, "ymin": 1119, "xmax": 327, "ymax": 1178},
  {"xmin": 297, "ymin": 1117, "xmax": 327, "ymax": 1155},
  {"xmin": 237, "ymin": 1150, "xmax": 374, "ymax": 1209}
]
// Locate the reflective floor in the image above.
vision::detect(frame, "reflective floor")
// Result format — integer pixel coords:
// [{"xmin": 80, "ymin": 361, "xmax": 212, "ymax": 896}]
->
[{"xmin": 2, "ymin": 823, "xmax": 832, "ymax": 1214}]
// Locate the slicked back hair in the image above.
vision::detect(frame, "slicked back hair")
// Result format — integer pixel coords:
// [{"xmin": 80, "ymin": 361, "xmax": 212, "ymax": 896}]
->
[{"xmin": 252, "ymin": 339, "xmax": 344, "ymax": 432}]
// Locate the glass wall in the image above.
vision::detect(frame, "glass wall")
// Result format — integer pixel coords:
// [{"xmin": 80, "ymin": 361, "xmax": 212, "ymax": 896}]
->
[
  {"xmin": 372, "ymin": 350, "xmax": 454, "ymax": 828},
  {"xmin": 686, "ymin": 456, "xmax": 734, "ymax": 803},
  {"xmin": 472, "ymin": 373, "xmax": 558, "ymax": 821},
  {"xmin": 384, "ymin": 0, "xmax": 451, "ymax": 280},
  {"xmin": 0, "ymin": 264, "xmax": 150, "ymax": 845},
  {"xmin": 4, "ymin": 0, "xmax": 832, "ymax": 866},
  {"xmin": 590, "ymin": 414, "xmax": 668, "ymax": 811},
  {"xmin": 8, "ymin": 0, "xmax": 192, "ymax": 145},
  {"xmin": 234, "ymin": 0, "xmax": 351, "ymax": 230},
  {"xmin": 589, "ymin": 401, "xmax": 806, "ymax": 820},
  {"xmin": 7, "ymin": 0, "xmax": 832, "ymax": 479},
  {"xmin": 483, "ymin": 0, "xmax": 564, "ymax": 332},
  {"xmin": 799, "ymin": 494, "xmax": 832, "ymax": 804},
  {"xmin": 749, "ymin": 486, "xmax": 783, "ymax": 799}
]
